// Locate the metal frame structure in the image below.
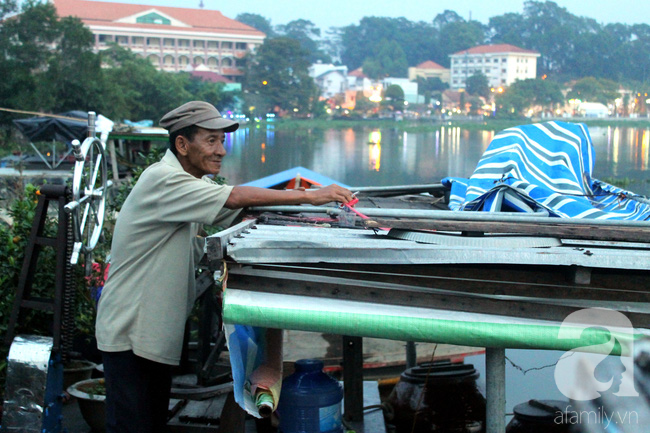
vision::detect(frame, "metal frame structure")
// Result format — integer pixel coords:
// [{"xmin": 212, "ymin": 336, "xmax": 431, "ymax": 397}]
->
[{"xmin": 206, "ymin": 215, "xmax": 650, "ymax": 432}]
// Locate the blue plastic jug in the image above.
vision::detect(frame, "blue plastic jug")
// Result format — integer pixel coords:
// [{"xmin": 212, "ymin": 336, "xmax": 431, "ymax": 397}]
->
[{"xmin": 277, "ymin": 359, "xmax": 344, "ymax": 433}]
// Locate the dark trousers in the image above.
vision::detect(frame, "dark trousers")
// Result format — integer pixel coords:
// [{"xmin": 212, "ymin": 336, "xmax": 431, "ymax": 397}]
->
[{"xmin": 102, "ymin": 350, "xmax": 172, "ymax": 433}]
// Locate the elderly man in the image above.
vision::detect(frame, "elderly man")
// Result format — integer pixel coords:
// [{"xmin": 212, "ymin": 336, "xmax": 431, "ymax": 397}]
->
[{"xmin": 96, "ymin": 101, "xmax": 353, "ymax": 433}]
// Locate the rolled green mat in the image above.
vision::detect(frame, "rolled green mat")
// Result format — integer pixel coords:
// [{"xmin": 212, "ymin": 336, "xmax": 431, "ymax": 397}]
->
[{"xmin": 256, "ymin": 391, "xmax": 275, "ymax": 418}]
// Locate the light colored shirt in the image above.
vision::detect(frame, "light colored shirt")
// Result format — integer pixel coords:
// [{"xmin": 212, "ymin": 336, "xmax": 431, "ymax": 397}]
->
[{"xmin": 96, "ymin": 150, "xmax": 240, "ymax": 365}]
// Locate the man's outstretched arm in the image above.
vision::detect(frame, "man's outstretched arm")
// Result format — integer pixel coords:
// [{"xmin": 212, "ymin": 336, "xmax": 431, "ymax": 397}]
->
[{"xmin": 224, "ymin": 184, "xmax": 353, "ymax": 209}]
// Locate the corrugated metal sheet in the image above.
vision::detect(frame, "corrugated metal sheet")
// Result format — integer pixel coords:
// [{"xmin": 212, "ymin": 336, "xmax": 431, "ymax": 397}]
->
[
  {"xmin": 386, "ymin": 228, "xmax": 561, "ymax": 248},
  {"xmin": 218, "ymin": 223, "xmax": 650, "ymax": 270}
]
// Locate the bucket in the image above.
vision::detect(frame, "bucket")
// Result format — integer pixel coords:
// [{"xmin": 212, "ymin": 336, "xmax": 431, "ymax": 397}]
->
[{"xmin": 277, "ymin": 359, "xmax": 343, "ymax": 433}]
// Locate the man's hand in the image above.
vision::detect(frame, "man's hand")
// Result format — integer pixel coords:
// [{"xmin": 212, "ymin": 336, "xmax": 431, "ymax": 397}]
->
[{"xmin": 307, "ymin": 184, "xmax": 354, "ymax": 206}]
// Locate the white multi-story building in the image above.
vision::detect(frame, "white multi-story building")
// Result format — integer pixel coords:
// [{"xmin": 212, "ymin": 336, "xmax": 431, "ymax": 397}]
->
[
  {"xmin": 52, "ymin": 0, "xmax": 265, "ymax": 81},
  {"xmin": 449, "ymin": 44, "xmax": 540, "ymax": 90}
]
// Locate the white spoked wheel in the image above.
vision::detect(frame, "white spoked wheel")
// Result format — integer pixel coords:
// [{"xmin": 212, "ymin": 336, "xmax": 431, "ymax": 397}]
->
[{"xmin": 66, "ymin": 136, "xmax": 110, "ymax": 266}]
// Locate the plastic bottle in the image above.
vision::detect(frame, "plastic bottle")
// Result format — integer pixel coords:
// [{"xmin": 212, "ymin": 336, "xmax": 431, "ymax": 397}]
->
[{"xmin": 277, "ymin": 359, "xmax": 343, "ymax": 433}]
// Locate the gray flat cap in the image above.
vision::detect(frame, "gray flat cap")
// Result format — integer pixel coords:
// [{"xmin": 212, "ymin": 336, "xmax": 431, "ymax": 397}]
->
[{"xmin": 159, "ymin": 101, "xmax": 239, "ymax": 133}]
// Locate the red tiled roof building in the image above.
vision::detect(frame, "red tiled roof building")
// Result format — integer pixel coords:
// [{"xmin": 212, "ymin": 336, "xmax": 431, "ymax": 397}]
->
[
  {"xmin": 408, "ymin": 60, "xmax": 450, "ymax": 84},
  {"xmin": 52, "ymin": 0, "xmax": 265, "ymax": 80}
]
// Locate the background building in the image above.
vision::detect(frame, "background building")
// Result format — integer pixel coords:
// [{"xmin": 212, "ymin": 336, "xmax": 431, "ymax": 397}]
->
[
  {"xmin": 52, "ymin": 0, "xmax": 265, "ymax": 81},
  {"xmin": 382, "ymin": 78, "xmax": 419, "ymax": 104},
  {"xmin": 408, "ymin": 60, "xmax": 450, "ymax": 84},
  {"xmin": 449, "ymin": 44, "xmax": 540, "ymax": 90},
  {"xmin": 308, "ymin": 63, "xmax": 349, "ymax": 99}
]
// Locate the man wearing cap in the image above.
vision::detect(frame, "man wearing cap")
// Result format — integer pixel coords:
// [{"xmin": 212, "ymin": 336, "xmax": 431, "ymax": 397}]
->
[{"xmin": 96, "ymin": 101, "xmax": 353, "ymax": 433}]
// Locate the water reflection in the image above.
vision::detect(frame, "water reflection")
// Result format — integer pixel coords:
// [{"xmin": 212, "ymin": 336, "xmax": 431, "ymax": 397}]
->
[
  {"xmin": 368, "ymin": 130, "xmax": 381, "ymax": 172},
  {"xmin": 219, "ymin": 125, "xmax": 650, "ymax": 196},
  {"xmin": 593, "ymin": 126, "xmax": 650, "ymax": 193}
]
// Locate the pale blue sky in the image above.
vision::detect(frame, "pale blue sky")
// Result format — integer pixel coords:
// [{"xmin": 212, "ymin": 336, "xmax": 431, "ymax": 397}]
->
[{"xmin": 88, "ymin": 0, "xmax": 650, "ymax": 30}]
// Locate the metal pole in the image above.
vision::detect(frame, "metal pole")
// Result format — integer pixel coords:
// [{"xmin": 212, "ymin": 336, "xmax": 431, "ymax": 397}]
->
[
  {"xmin": 486, "ymin": 347, "xmax": 506, "ymax": 433},
  {"xmin": 342, "ymin": 336, "xmax": 363, "ymax": 422},
  {"xmin": 405, "ymin": 341, "xmax": 417, "ymax": 369},
  {"xmin": 248, "ymin": 205, "xmax": 650, "ymax": 228}
]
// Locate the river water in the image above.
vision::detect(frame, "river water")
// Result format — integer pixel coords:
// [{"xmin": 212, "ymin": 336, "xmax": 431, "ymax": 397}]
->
[
  {"xmin": 220, "ymin": 122, "xmax": 646, "ymax": 425},
  {"xmin": 220, "ymin": 124, "xmax": 650, "ymax": 197}
]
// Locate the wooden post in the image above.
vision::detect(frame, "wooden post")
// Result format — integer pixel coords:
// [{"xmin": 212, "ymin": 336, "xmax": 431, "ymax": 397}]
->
[
  {"xmin": 486, "ymin": 347, "xmax": 506, "ymax": 433},
  {"xmin": 107, "ymin": 139, "xmax": 119, "ymax": 183}
]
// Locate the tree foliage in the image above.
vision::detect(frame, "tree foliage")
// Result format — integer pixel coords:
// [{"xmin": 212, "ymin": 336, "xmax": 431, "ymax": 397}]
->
[
  {"xmin": 0, "ymin": 2, "xmax": 239, "ymax": 127},
  {"xmin": 417, "ymin": 77, "xmax": 448, "ymax": 104},
  {"xmin": 383, "ymin": 84, "xmax": 405, "ymax": 111},
  {"xmin": 466, "ymin": 73, "xmax": 490, "ymax": 98},
  {"xmin": 362, "ymin": 39, "xmax": 408, "ymax": 79},
  {"xmin": 496, "ymin": 78, "xmax": 564, "ymax": 115},
  {"xmin": 566, "ymin": 77, "xmax": 621, "ymax": 105},
  {"xmin": 242, "ymin": 37, "xmax": 318, "ymax": 115},
  {"xmin": 235, "ymin": 13, "xmax": 275, "ymax": 37},
  {"xmin": 276, "ymin": 19, "xmax": 331, "ymax": 64}
]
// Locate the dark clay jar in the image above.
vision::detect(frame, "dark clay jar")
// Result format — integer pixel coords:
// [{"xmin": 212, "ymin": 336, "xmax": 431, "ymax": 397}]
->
[
  {"xmin": 506, "ymin": 400, "xmax": 575, "ymax": 433},
  {"xmin": 387, "ymin": 361, "xmax": 486, "ymax": 433}
]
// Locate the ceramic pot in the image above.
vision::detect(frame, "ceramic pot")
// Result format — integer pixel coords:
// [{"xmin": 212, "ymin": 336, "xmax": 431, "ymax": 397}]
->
[
  {"xmin": 63, "ymin": 360, "xmax": 97, "ymax": 392},
  {"xmin": 67, "ymin": 378, "xmax": 106, "ymax": 433}
]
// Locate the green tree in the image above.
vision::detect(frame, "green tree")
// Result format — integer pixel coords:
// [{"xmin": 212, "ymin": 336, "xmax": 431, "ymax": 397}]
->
[
  {"xmin": 382, "ymin": 84, "xmax": 405, "ymax": 111},
  {"xmin": 0, "ymin": 0, "xmax": 18, "ymax": 19},
  {"xmin": 235, "ymin": 13, "xmax": 274, "ymax": 37},
  {"xmin": 487, "ymin": 12, "xmax": 527, "ymax": 47},
  {"xmin": 340, "ymin": 17, "xmax": 437, "ymax": 70},
  {"xmin": 466, "ymin": 73, "xmax": 490, "ymax": 98},
  {"xmin": 432, "ymin": 10, "xmax": 464, "ymax": 30},
  {"xmin": 0, "ymin": 1, "xmax": 103, "ymax": 117},
  {"xmin": 0, "ymin": 1, "xmax": 61, "ymax": 116},
  {"xmin": 100, "ymin": 45, "xmax": 192, "ymax": 121},
  {"xmin": 467, "ymin": 95, "xmax": 484, "ymax": 115},
  {"xmin": 416, "ymin": 77, "xmax": 448, "ymax": 104},
  {"xmin": 183, "ymin": 75, "xmax": 239, "ymax": 113},
  {"xmin": 566, "ymin": 77, "xmax": 620, "ymax": 105},
  {"xmin": 243, "ymin": 37, "xmax": 318, "ymax": 116},
  {"xmin": 362, "ymin": 39, "xmax": 408, "ymax": 79},
  {"xmin": 628, "ymin": 24, "xmax": 650, "ymax": 83},
  {"xmin": 495, "ymin": 78, "xmax": 563, "ymax": 116},
  {"xmin": 437, "ymin": 20, "xmax": 485, "ymax": 66},
  {"xmin": 277, "ymin": 19, "xmax": 331, "ymax": 63},
  {"xmin": 37, "ymin": 16, "xmax": 104, "ymax": 113}
]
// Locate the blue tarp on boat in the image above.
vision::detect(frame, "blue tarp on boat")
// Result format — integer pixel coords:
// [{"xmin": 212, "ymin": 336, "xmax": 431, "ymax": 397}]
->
[{"xmin": 443, "ymin": 121, "xmax": 650, "ymax": 220}]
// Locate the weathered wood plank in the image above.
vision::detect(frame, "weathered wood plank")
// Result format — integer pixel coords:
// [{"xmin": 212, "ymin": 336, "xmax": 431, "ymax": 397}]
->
[{"xmin": 364, "ymin": 217, "xmax": 650, "ymax": 243}]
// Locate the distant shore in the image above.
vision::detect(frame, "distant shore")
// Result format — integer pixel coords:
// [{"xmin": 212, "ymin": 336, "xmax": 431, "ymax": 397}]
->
[{"xmin": 263, "ymin": 116, "xmax": 650, "ymax": 132}]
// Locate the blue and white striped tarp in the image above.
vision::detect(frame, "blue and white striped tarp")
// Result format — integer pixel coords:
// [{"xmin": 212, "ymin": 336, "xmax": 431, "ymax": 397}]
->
[{"xmin": 443, "ymin": 121, "xmax": 650, "ymax": 220}]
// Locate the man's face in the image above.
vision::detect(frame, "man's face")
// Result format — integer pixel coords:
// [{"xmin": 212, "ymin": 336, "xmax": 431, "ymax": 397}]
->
[{"xmin": 179, "ymin": 128, "xmax": 226, "ymax": 178}]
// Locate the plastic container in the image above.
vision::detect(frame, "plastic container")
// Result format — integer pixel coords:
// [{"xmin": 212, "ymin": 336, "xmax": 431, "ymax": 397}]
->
[
  {"xmin": 277, "ymin": 359, "xmax": 343, "ymax": 433},
  {"xmin": 506, "ymin": 399, "xmax": 574, "ymax": 433},
  {"xmin": 387, "ymin": 360, "xmax": 485, "ymax": 432}
]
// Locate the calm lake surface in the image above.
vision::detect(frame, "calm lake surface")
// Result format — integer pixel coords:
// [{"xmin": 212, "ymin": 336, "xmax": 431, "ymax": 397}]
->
[
  {"xmin": 221, "ymin": 122, "xmax": 646, "ymax": 421},
  {"xmin": 220, "ymin": 124, "xmax": 650, "ymax": 197}
]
